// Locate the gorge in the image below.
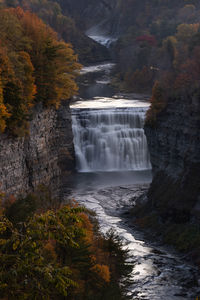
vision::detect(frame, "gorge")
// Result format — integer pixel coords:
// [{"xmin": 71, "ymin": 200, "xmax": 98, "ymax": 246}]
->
[
  {"xmin": 0, "ymin": 25, "xmax": 199, "ymax": 300},
  {"xmin": 66, "ymin": 60, "xmax": 200, "ymax": 299},
  {"xmin": 0, "ymin": 0, "xmax": 200, "ymax": 298},
  {"xmin": 0, "ymin": 101, "xmax": 75, "ymax": 197}
]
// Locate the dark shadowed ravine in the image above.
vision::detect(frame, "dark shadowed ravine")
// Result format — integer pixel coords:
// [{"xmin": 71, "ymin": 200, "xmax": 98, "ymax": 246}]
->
[{"xmin": 64, "ymin": 48, "xmax": 200, "ymax": 299}]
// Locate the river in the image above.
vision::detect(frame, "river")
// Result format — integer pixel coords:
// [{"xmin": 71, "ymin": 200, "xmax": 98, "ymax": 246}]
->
[{"xmin": 65, "ymin": 60, "xmax": 200, "ymax": 299}]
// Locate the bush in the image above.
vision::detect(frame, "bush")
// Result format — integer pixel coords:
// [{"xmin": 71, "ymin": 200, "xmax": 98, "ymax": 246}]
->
[{"xmin": 0, "ymin": 191, "xmax": 132, "ymax": 299}]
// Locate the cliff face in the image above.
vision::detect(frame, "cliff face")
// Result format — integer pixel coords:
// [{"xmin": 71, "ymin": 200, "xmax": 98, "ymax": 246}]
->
[
  {"xmin": 60, "ymin": 0, "xmax": 119, "ymax": 36},
  {"xmin": 0, "ymin": 102, "xmax": 75, "ymax": 198},
  {"xmin": 60, "ymin": 0, "xmax": 115, "ymax": 28},
  {"xmin": 145, "ymin": 96, "xmax": 200, "ymax": 222}
]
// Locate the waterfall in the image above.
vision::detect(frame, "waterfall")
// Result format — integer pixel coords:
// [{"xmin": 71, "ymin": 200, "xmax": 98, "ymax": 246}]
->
[{"xmin": 71, "ymin": 107, "xmax": 151, "ymax": 172}]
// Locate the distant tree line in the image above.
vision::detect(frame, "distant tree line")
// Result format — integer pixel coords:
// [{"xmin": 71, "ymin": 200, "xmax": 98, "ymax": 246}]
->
[{"xmin": 106, "ymin": 0, "xmax": 200, "ymax": 123}]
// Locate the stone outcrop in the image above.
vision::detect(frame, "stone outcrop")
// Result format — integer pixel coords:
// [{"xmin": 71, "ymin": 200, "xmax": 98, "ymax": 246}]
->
[
  {"xmin": 0, "ymin": 101, "xmax": 75, "ymax": 198},
  {"xmin": 145, "ymin": 96, "xmax": 200, "ymax": 222},
  {"xmin": 60, "ymin": 0, "xmax": 118, "ymax": 35}
]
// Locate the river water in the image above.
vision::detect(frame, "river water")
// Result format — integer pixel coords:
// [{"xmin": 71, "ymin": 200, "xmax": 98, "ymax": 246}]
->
[{"xmin": 66, "ymin": 61, "xmax": 200, "ymax": 299}]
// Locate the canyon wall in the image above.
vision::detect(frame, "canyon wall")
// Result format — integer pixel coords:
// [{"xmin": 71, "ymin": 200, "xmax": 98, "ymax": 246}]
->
[
  {"xmin": 0, "ymin": 101, "xmax": 75, "ymax": 198},
  {"xmin": 145, "ymin": 96, "xmax": 200, "ymax": 222}
]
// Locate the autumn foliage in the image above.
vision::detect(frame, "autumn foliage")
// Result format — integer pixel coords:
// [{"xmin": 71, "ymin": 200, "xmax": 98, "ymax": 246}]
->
[
  {"xmin": 0, "ymin": 192, "xmax": 132, "ymax": 299},
  {"xmin": 146, "ymin": 81, "xmax": 166, "ymax": 126},
  {"xmin": 0, "ymin": 7, "xmax": 81, "ymax": 135},
  {"xmin": 136, "ymin": 35, "xmax": 157, "ymax": 46},
  {"xmin": 146, "ymin": 21, "xmax": 200, "ymax": 125},
  {"xmin": 111, "ymin": 0, "xmax": 200, "ymax": 107}
]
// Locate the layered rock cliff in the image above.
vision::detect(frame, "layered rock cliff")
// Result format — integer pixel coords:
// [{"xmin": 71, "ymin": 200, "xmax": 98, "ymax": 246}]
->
[
  {"xmin": 0, "ymin": 101, "xmax": 75, "ymax": 198},
  {"xmin": 145, "ymin": 96, "xmax": 200, "ymax": 222}
]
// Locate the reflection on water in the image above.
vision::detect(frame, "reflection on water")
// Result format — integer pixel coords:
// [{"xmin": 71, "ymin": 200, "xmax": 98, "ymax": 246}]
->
[
  {"xmin": 67, "ymin": 176, "xmax": 199, "ymax": 300},
  {"xmin": 71, "ymin": 170, "xmax": 152, "ymax": 191},
  {"xmin": 78, "ymin": 62, "xmax": 115, "ymax": 99},
  {"xmin": 78, "ymin": 83, "xmax": 115, "ymax": 99}
]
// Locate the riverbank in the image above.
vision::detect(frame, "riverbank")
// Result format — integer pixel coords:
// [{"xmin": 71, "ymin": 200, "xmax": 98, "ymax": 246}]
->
[
  {"xmin": 130, "ymin": 192, "xmax": 200, "ymax": 272},
  {"xmin": 64, "ymin": 179, "xmax": 200, "ymax": 300},
  {"xmin": 68, "ymin": 59, "xmax": 200, "ymax": 299}
]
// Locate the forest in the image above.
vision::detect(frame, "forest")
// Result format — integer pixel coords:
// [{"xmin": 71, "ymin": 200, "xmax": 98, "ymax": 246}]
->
[
  {"xmin": 0, "ymin": 189, "xmax": 132, "ymax": 299},
  {"xmin": 106, "ymin": 1, "xmax": 200, "ymax": 120},
  {"xmin": 0, "ymin": 6, "xmax": 81, "ymax": 136}
]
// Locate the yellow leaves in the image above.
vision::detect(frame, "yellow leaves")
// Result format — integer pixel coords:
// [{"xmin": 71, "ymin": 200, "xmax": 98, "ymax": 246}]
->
[
  {"xmin": 0, "ymin": 239, "xmax": 6, "ymax": 246},
  {"xmin": 0, "ymin": 223, "xmax": 7, "ymax": 234},
  {"xmin": 0, "ymin": 192, "xmax": 130, "ymax": 299},
  {"xmin": 0, "ymin": 7, "xmax": 82, "ymax": 135},
  {"xmin": 176, "ymin": 23, "xmax": 199, "ymax": 43},
  {"xmin": 78, "ymin": 213, "xmax": 94, "ymax": 245},
  {"xmin": 0, "ymin": 215, "xmax": 13, "ymax": 235},
  {"xmin": 32, "ymin": 241, "xmax": 37, "ymax": 248},
  {"xmin": 12, "ymin": 239, "xmax": 20, "ymax": 251}
]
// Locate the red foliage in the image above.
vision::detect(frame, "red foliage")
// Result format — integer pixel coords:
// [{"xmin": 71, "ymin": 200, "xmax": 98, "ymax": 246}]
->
[{"xmin": 136, "ymin": 35, "xmax": 157, "ymax": 46}]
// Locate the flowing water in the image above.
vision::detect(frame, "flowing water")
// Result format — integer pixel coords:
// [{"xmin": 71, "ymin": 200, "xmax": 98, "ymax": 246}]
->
[
  {"xmin": 68, "ymin": 58, "xmax": 200, "ymax": 299},
  {"xmin": 86, "ymin": 26, "xmax": 118, "ymax": 47},
  {"xmin": 71, "ymin": 107, "xmax": 151, "ymax": 172}
]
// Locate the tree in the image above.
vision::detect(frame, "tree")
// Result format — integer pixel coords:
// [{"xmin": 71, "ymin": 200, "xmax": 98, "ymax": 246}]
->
[
  {"xmin": 0, "ymin": 194, "xmax": 132, "ymax": 300},
  {"xmin": 0, "ymin": 7, "xmax": 81, "ymax": 135},
  {"xmin": 10, "ymin": 7, "xmax": 81, "ymax": 108},
  {"xmin": 176, "ymin": 23, "xmax": 199, "ymax": 43}
]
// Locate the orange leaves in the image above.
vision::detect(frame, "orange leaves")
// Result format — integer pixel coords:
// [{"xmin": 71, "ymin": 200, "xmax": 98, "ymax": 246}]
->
[
  {"xmin": 146, "ymin": 81, "xmax": 166, "ymax": 126},
  {"xmin": 173, "ymin": 44, "xmax": 200, "ymax": 94},
  {"xmin": 0, "ymin": 103, "xmax": 10, "ymax": 133},
  {"xmin": 43, "ymin": 239, "xmax": 57, "ymax": 262},
  {"xmin": 9, "ymin": 7, "xmax": 81, "ymax": 108},
  {"xmin": 78, "ymin": 212, "xmax": 94, "ymax": 244},
  {"xmin": 174, "ymin": 73, "xmax": 193, "ymax": 90},
  {"xmin": 17, "ymin": 51, "xmax": 36, "ymax": 106},
  {"xmin": 124, "ymin": 66, "xmax": 154, "ymax": 92},
  {"xmin": 0, "ymin": 191, "xmax": 131, "ymax": 298},
  {"xmin": 0, "ymin": 74, "xmax": 10, "ymax": 133},
  {"xmin": 0, "ymin": 7, "xmax": 81, "ymax": 135},
  {"xmin": 91, "ymin": 264, "xmax": 110, "ymax": 283}
]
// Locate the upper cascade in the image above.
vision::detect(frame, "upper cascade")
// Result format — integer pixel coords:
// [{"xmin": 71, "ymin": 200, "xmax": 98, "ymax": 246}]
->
[
  {"xmin": 71, "ymin": 107, "xmax": 151, "ymax": 172},
  {"xmin": 86, "ymin": 25, "xmax": 118, "ymax": 48},
  {"xmin": 87, "ymin": 34, "xmax": 117, "ymax": 47}
]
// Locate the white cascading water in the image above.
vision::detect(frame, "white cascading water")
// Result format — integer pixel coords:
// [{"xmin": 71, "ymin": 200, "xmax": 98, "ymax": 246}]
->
[{"xmin": 71, "ymin": 107, "xmax": 151, "ymax": 172}]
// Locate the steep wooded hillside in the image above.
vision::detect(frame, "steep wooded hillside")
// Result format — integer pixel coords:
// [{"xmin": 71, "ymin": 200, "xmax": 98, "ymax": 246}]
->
[{"xmin": 1, "ymin": 0, "xmax": 110, "ymax": 63}]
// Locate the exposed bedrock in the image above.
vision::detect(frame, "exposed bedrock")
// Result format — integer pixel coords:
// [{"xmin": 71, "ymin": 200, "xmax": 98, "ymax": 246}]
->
[
  {"xmin": 0, "ymin": 101, "xmax": 75, "ymax": 198},
  {"xmin": 145, "ymin": 96, "xmax": 200, "ymax": 222}
]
